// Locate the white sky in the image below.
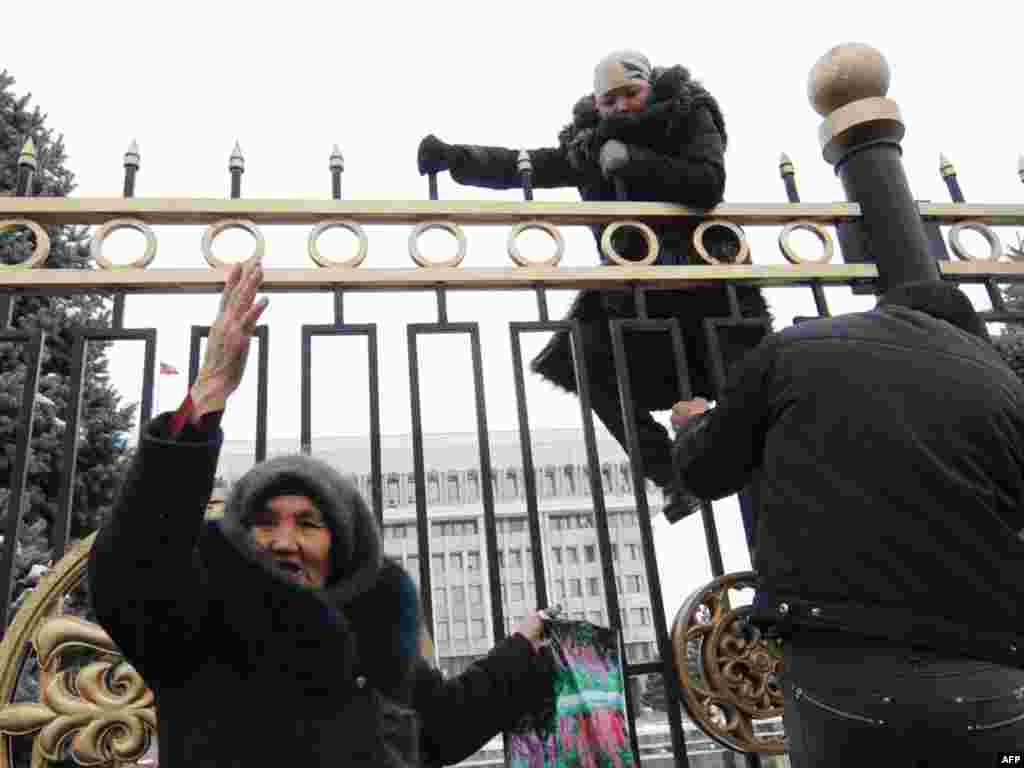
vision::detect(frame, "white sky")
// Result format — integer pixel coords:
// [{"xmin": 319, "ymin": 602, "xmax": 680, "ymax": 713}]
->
[{"xmin": 5, "ymin": 0, "xmax": 1023, "ymax": 620}]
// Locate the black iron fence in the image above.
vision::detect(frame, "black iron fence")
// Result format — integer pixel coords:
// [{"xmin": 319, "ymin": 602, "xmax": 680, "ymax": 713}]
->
[{"xmin": 0, "ymin": 43, "xmax": 1022, "ymax": 767}]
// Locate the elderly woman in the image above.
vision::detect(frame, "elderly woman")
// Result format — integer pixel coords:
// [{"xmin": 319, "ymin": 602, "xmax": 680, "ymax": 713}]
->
[{"xmin": 89, "ymin": 260, "xmax": 552, "ymax": 768}]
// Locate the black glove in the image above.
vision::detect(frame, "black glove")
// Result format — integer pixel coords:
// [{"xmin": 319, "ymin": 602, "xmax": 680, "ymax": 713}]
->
[{"xmin": 417, "ymin": 134, "xmax": 451, "ymax": 175}]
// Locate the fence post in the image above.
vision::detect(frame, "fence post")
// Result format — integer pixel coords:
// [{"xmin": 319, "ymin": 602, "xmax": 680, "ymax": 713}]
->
[{"xmin": 809, "ymin": 43, "xmax": 939, "ymax": 290}]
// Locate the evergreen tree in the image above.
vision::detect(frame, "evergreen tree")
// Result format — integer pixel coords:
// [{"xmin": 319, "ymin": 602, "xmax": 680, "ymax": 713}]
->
[{"xmin": 0, "ymin": 69, "xmax": 135, "ymax": 615}]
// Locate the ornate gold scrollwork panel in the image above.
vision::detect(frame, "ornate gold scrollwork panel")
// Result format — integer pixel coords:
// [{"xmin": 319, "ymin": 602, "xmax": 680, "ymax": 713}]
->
[
  {"xmin": 0, "ymin": 534, "xmax": 157, "ymax": 768},
  {"xmin": 671, "ymin": 571, "xmax": 787, "ymax": 755}
]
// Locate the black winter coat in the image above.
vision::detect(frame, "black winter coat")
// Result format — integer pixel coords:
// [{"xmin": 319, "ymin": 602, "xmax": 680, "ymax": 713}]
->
[
  {"xmin": 446, "ymin": 64, "xmax": 730, "ymax": 266},
  {"xmin": 673, "ymin": 305, "xmax": 1024, "ymax": 667},
  {"xmin": 89, "ymin": 415, "xmax": 551, "ymax": 768},
  {"xmin": 414, "ymin": 635, "xmax": 553, "ymax": 767},
  {"xmin": 444, "ymin": 65, "xmax": 769, "ymax": 404}
]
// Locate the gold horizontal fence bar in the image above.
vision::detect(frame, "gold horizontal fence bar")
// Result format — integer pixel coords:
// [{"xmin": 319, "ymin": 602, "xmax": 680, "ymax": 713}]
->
[
  {"xmin": 0, "ymin": 198, "xmax": 865, "ymax": 226},
  {"xmin": 0, "ymin": 264, "xmax": 885, "ymax": 293},
  {"xmin": 3, "ymin": 198, "xmax": 1023, "ymax": 226}
]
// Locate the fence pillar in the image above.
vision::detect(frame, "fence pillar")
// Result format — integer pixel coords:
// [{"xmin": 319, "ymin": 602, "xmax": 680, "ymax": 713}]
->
[{"xmin": 810, "ymin": 43, "xmax": 939, "ymax": 290}]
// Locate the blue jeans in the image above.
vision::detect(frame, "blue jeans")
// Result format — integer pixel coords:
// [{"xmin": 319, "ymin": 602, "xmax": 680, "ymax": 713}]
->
[{"xmin": 782, "ymin": 630, "xmax": 1024, "ymax": 766}]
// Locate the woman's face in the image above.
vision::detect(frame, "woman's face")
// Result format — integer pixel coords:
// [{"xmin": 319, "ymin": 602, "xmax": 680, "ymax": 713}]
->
[
  {"xmin": 596, "ymin": 81, "xmax": 651, "ymax": 117},
  {"xmin": 249, "ymin": 495, "xmax": 332, "ymax": 588}
]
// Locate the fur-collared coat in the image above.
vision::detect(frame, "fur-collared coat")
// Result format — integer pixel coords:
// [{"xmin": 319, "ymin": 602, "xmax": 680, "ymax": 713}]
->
[
  {"xmin": 89, "ymin": 414, "xmax": 551, "ymax": 768},
  {"xmin": 443, "ymin": 65, "xmax": 770, "ymax": 405}
]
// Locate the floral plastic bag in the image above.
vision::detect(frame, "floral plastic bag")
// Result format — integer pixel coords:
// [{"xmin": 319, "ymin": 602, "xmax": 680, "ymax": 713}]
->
[{"xmin": 506, "ymin": 618, "xmax": 638, "ymax": 768}]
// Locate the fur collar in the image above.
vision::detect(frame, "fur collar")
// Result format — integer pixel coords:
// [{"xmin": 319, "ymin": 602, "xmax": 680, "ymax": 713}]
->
[{"xmin": 558, "ymin": 65, "xmax": 727, "ymax": 170}]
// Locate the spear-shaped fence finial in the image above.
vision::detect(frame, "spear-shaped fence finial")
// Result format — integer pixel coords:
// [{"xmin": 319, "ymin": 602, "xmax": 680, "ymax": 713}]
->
[
  {"xmin": 517, "ymin": 149, "xmax": 533, "ymax": 201},
  {"xmin": 779, "ymin": 152, "xmax": 799, "ymax": 202},
  {"xmin": 230, "ymin": 141, "xmax": 245, "ymax": 198},
  {"xmin": 330, "ymin": 144, "xmax": 344, "ymax": 200},
  {"xmin": 123, "ymin": 139, "xmax": 140, "ymax": 197},
  {"xmin": 939, "ymin": 152, "xmax": 964, "ymax": 202},
  {"xmin": 15, "ymin": 137, "xmax": 37, "ymax": 196}
]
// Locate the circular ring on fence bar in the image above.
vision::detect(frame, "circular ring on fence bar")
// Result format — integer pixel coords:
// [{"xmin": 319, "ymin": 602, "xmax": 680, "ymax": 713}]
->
[
  {"xmin": 90, "ymin": 218, "xmax": 158, "ymax": 269},
  {"xmin": 778, "ymin": 221, "xmax": 835, "ymax": 265},
  {"xmin": 948, "ymin": 222, "xmax": 1003, "ymax": 262},
  {"xmin": 507, "ymin": 221, "xmax": 565, "ymax": 267},
  {"xmin": 307, "ymin": 220, "xmax": 369, "ymax": 268},
  {"xmin": 600, "ymin": 221, "xmax": 659, "ymax": 266},
  {"xmin": 0, "ymin": 219, "xmax": 50, "ymax": 270},
  {"xmin": 692, "ymin": 220, "xmax": 751, "ymax": 265},
  {"xmin": 408, "ymin": 221, "xmax": 467, "ymax": 268},
  {"xmin": 201, "ymin": 219, "xmax": 266, "ymax": 268}
]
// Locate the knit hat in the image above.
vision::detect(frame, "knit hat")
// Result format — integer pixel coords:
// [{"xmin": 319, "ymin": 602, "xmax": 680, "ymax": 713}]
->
[
  {"xmin": 594, "ymin": 50, "xmax": 652, "ymax": 99},
  {"xmin": 879, "ymin": 281, "xmax": 991, "ymax": 341},
  {"xmin": 220, "ymin": 454, "xmax": 383, "ymax": 605}
]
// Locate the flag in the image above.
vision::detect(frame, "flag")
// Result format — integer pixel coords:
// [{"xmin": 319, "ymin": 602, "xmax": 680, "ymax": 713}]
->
[{"xmin": 159, "ymin": 362, "xmax": 180, "ymax": 376}]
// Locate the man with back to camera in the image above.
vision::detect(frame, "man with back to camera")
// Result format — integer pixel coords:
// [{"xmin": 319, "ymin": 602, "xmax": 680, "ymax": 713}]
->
[{"xmin": 668, "ymin": 280, "xmax": 1024, "ymax": 764}]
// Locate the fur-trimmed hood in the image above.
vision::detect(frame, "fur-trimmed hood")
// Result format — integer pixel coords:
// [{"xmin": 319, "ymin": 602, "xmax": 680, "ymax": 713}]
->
[
  {"xmin": 558, "ymin": 65, "xmax": 727, "ymax": 171},
  {"xmin": 218, "ymin": 453, "xmax": 382, "ymax": 606}
]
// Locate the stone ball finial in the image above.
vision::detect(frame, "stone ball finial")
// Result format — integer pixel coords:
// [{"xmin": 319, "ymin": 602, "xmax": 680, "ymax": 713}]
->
[{"xmin": 808, "ymin": 43, "xmax": 890, "ymax": 117}]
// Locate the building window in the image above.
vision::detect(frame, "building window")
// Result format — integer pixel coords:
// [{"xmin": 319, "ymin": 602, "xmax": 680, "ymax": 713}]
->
[
  {"xmin": 431, "ymin": 522, "xmax": 444, "ymax": 538},
  {"xmin": 450, "ymin": 552, "xmax": 463, "ymax": 570},
  {"xmin": 630, "ymin": 607, "xmax": 648, "ymax": 626},
  {"xmin": 563, "ymin": 465, "xmax": 576, "ymax": 495},
  {"xmin": 555, "ymin": 579, "xmax": 566, "ymax": 599},
  {"xmin": 428, "ymin": 472, "xmax": 441, "ymax": 503},
  {"xmin": 577, "ymin": 514, "xmax": 593, "ymax": 529},
  {"xmin": 472, "ymin": 618, "xmax": 486, "ymax": 639},
  {"xmin": 566, "ymin": 547, "xmax": 578, "ymax": 565},
  {"xmin": 469, "ymin": 585, "xmax": 483, "ymax": 605},
  {"xmin": 498, "ymin": 551, "xmax": 506, "ymax": 569},
  {"xmin": 627, "ymin": 544, "xmax": 639, "ymax": 561},
  {"xmin": 611, "ymin": 543, "xmax": 619, "ymax": 561},
  {"xmin": 452, "ymin": 586, "xmax": 465, "ymax": 605},
  {"xmin": 509, "ymin": 549, "xmax": 522, "ymax": 568},
  {"xmin": 447, "ymin": 472, "xmax": 460, "ymax": 503},
  {"xmin": 431, "ymin": 553, "xmax": 445, "ymax": 576},
  {"xmin": 589, "ymin": 610, "xmax": 603, "ymax": 624},
  {"xmin": 436, "ymin": 620, "xmax": 449, "ymax": 643},
  {"xmin": 622, "ymin": 513, "xmax": 637, "ymax": 528},
  {"xmin": 406, "ymin": 553, "xmax": 419, "ymax": 571},
  {"xmin": 511, "ymin": 582, "xmax": 525, "ymax": 602},
  {"xmin": 626, "ymin": 575, "xmax": 643, "ymax": 593},
  {"xmin": 433, "ymin": 588, "xmax": 446, "ymax": 609},
  {"xmin": 386, "ymin": 474, "xmax": 401, "ymax": 507},
  {"xmin": 550, "ymin": 516, "xmax": 563, "ymax": 531},
  {"xmin": 466, "ymin": 471, "xmax": 480, "ymax": 502},
  {"xmin": 508, "ymin": 518, "xmax": 525, "ymax": 533},
  {"xmin": 406, "ymin": 473, "xmax": 417, "ymax": 505},
  {"xmin": 587, "ymin": 577, "xmax": 600, "ymax": 597},
  {"xmin": 467, "ymin": 551, "xmax": 480, "ymax": 571},
  {"xmin": 453, "ymin": 620, "xmax": 467, "ymax": 641},
  {"xmin": 620, "ymin": 463, "xmax": 632, "ymax": 493},
  {"xmin": 552, "ymin": 546, "xmax": 562, "ymax": 565},
  {"xmin": 505, "ymin": 469, "xmax": 519, "ymax": 498},
  {"xmin": 570, "ymin": 579, "xmax": 582, "ymax": 597},
  {"xmin": 572, "ymin": 611, "xmax": 585, "ymax": 621},
  {"xmin": 544, "ymin": 468, "xmax": 556, "ymax": 497},
  {"xmin": 584, "ymin": 545, "xmax": 596, "ymax": 563}
]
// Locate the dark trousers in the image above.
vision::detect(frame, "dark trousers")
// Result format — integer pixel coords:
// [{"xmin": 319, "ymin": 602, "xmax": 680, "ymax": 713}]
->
[
  {"xmin": 782, "ymin": 630, "xmax": 1024, "ymax": 766},
  {"xmin": 587, "ymin": 370, "xmax": 757, "ymax": 548}
]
